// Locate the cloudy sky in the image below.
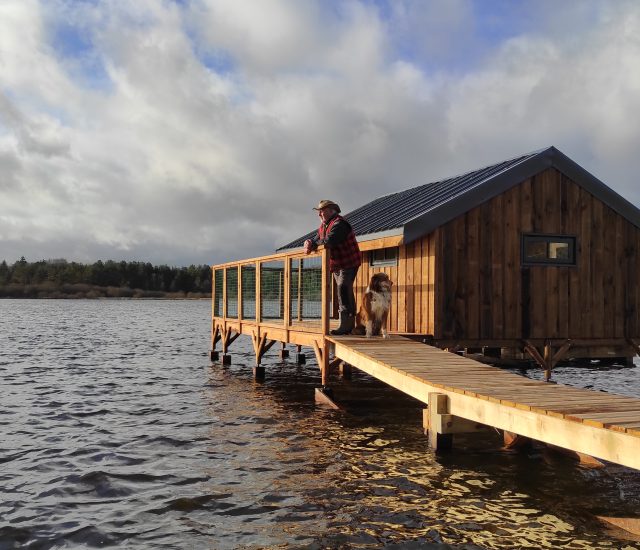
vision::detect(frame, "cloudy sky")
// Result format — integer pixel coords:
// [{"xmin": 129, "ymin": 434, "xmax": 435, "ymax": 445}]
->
[{"xmin": 1, "ymin": 0, "xmax": 639, "ymax": 266}]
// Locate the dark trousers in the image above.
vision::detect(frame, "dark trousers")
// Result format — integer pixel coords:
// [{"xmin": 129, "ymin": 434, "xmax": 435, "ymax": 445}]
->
[{"xmin": 333, "ymin": 267, "xmax": 359, "ymax": 316}]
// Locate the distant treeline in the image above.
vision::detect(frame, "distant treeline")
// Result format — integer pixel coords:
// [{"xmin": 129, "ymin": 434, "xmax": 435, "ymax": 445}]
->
[{"xmin": 0, "ymin": 257, "xmax": 211, "ymax": 299}]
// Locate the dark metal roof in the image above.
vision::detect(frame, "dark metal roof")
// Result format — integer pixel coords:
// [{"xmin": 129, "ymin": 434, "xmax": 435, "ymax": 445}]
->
[{"xmin": 278, "ymin": 146, "xmax": 640, "ymax": 250}]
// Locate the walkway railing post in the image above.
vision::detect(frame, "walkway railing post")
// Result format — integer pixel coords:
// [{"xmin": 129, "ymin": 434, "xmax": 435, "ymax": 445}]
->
[
  {"xmin": 222, "ymin": 267, "xmax": 227, "ymax": 320},
  {"xmin": 237, "ymin": 265, "xmax": 243, "ymax": 322},
  {"xmin": 321, "ymin": 248, "xmax": 331, "ymax": 386},
  {"xmin": 255, "ymin": 261, "xmax": 262, "ymax": 324},
  {"xmin": 210, "ymin": 267, "xmax": 217, "ymax": 360},
  {"xmin": 297, "ymin": 259, "xmax": 303, "ymax": 322},
  {"xmin": 284, "ymin": 258, "xmax": 291, "ymax": 328}
]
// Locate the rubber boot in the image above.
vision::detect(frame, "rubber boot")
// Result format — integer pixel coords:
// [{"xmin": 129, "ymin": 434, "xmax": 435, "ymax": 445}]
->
[{"xmin": 330, "ymin": 312, "xmax": 354, "ymax": 335}]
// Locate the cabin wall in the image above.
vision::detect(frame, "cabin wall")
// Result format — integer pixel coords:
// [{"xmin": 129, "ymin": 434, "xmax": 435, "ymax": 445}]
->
[
  {"xmin": 434, "ymin": 167, "xmax": 640, "ymax": 341},
  {"xmin": 355, "ymin": 233, "xmax": 437, "ymax": 335}
]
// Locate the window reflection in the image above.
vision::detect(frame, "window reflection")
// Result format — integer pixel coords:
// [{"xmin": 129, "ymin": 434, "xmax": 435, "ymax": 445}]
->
[{"xmin": 522, "ymin": 235, "xmax": 575, "ymax": 265}]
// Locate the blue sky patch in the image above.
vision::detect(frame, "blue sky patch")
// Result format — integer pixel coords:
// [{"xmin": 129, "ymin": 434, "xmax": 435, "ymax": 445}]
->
[{"xmin": 47, "ymin": 8, "xmax": 113, "ymax": 92}]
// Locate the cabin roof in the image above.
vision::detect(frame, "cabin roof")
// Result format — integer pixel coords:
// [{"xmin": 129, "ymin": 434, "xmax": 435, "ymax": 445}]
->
[{"xmin": 278, "ymin": 146, "xmax": 640, "ymax": 250}]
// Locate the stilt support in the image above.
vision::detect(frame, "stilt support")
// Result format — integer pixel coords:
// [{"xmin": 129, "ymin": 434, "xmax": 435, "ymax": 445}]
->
[
  {"xmin": 628, "ymin": 338, "xmax": 640, "ymax": 359},
  {"xmin": 523, "ymin": 339, "xmax": 571, "ymax": 382},
  {"xmin": 340, "ymin": 362, "xmax": 352, "ymax": 380},
  {"xmin": 279, "ymin": 342, "xmax": 289, "ymax": 360},
  {"xmin": 294, "ymin": 353, "xmax": 306, "ymax": 364},
  {"xmin": 221, "ymin": 326, "xmax": 240, "ymax": 355},
  {"xmin": 210, "ymin": 325, "xmax": 221, "ymax": 362},
  {"xmin": 425, "ymin": 394, "xmax": 453, "ymax": 452},
  {"xmin": 328, "ymin": 357, "xmax": 342, "ymax": 372},
  {"xmin": 253, "ymin": 366, "xmax": 266, "ymax": 381},
  {"xmin": 312, "ymin": 339, "xmax": 331, "ymax": 386},
  {"xmin": 424, "ymin": 393, "xmax": 487, "ymax": 452},
  {"xmin": 222, "ymin": 354, "xmax": 231, "ymax": 365}
]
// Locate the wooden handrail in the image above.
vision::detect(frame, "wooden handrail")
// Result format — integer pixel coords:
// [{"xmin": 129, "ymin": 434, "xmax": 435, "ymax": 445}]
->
[
  {"xmin": 210, "ymin": 233, "xmax": 403, "ymax": 269},
  {"xmin": 211, "ymin": 247, "xmax": 324, "ymax": 270}
]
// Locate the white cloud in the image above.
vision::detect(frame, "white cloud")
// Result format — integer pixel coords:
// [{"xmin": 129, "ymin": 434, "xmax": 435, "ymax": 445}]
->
[{"xmin": 0, "ymin": 0, "xmax": 639, "ymax": 266}]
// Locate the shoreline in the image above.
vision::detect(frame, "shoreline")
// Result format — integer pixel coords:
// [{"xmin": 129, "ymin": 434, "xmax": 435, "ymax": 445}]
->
[
  {"xmin": 0, "ymin": 296, "xmax": 211, "ymax": 300},
  {"xmin": 0, "ymin": 285, "xmax": 211, "ymax": 300}
]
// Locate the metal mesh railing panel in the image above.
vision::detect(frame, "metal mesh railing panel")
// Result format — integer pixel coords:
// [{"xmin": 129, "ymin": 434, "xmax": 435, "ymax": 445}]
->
[
  {"xmin": 289, "ymin": 257, "xmax": 322, "ymax": 325},
  {"xmin": 260, "ymin": 260, "xmax": 285, "ymax": 320},
  {"xmin": 214, "ymin": 269, "xmax": 224, "ymax": 316},
  {"xmin": 241, "ymin": 264, "xmax": 256, "ymax": 319},
  {"xmin": 225, "ymin": 268, "xmax": 238, "ymax": 318}
]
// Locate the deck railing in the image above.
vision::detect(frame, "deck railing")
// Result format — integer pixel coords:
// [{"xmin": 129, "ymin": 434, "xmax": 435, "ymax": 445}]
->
[{"xmin": 211, "ymin": 247, "xmax": 333, "ymax": 336}]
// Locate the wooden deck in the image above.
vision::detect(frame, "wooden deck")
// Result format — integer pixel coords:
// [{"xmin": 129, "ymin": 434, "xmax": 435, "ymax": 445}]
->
[{"xmin": 328, "ymin": 335, "xmax": 640, "ymax": 470}]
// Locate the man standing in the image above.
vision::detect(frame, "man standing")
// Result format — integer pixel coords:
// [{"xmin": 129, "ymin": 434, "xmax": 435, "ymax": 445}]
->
[{"xmin": 304, "ymin": 200, "xmax": 361, "ymax": 335}]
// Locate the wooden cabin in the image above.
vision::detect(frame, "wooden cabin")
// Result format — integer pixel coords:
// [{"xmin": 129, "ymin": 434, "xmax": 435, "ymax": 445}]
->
[{"xmin": 212, "ymin": 146, "xmax": 640, "ymax": 380}]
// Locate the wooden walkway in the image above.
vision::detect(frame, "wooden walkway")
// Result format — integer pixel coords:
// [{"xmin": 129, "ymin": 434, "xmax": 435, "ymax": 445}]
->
[{"xmin": 328, "ymin": 335, "xmax": 640, "ymax": 470}]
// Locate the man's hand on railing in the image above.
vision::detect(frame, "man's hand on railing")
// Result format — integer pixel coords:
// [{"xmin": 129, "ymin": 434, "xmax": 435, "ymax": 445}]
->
[{"xmin": 303, "ymin": 239, "xmax": 314, "ymax": 255}]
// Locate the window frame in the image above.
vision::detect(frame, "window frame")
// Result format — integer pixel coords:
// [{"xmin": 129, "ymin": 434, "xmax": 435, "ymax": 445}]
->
[
  {"xmin": 369, "ymin": 246, "xmax": 399, "ymax": 267},
  {"xmin": 521, "ymin": 233, "xmax": 577, "ymax": 267}
]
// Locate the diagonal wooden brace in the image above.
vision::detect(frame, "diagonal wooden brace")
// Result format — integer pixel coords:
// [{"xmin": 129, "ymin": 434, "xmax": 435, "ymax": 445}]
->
[
  {"xmin": 251, "ymin": 330, "xmax": 277, "ymax": 365},
  {"xmin": 211, "ymin": 325, "xmax": 221, "ymax": 349},
  {"xmin": 551, "ymin": 339, "xmax": 572, "ymax": 369},
  {"xmin": 524, "ymin": 339, "xmax": 572, "ymax": 381},
  {"xmin": 524, "ymin": 340, "xmax": 553, "ymax": 381},
  {"xmin": 258, "ymin": 339, "xmax": 277, "ymax": 364}
]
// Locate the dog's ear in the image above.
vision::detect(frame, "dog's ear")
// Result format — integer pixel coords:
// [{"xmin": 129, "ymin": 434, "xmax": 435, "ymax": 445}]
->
[
  {"xmin": 368, "ymin": 275, "xmax": 376, "ymax": 291},
  {"xmin": 370, "ymin": 274, "xmax": 381, "ymax": 291}
]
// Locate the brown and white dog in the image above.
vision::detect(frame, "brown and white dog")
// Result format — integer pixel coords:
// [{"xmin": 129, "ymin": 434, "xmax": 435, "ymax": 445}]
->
[{"xmin": 353, "ymin": 273, "xmax": 393, "ymax": 338}]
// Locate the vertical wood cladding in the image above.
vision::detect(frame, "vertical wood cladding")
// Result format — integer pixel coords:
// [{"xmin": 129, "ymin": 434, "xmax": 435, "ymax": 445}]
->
[
  {"xmin": 433, "ymin": 167, "xmax": 640, "ymax": 340},
  {"xmin": 354, "ymin": 167, "xmax": 638, "ymax": 340},
  {"xmin": 355, "ymin": 233, "xmax": 437, "ymax": 335}
]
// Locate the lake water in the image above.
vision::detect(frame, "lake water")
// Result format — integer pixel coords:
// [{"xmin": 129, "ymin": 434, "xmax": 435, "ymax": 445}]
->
[{"xmin": 1, "ymin": 299, "xmax": 640, "ymax": 549}]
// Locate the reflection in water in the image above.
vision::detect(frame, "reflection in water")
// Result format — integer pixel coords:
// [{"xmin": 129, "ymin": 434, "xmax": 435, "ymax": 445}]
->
[{"xmin": 1, "ymin": 300, "xmax": 639, "ymax": 549}]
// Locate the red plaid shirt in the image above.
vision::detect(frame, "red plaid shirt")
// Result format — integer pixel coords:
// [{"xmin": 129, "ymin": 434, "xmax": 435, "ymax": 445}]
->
[{"xmin": 318, "ymin": 215, "xmax": 361, "ymax": 272}]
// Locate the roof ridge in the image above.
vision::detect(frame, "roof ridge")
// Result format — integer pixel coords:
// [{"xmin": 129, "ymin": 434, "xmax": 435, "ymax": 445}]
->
[{"xmin": 376, "ymin": 145, "xmax": 554, "ymax": 202}]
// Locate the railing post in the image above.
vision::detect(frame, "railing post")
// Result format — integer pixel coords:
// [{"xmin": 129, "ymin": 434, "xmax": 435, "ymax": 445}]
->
[
  {"xmin": 237, "ymin": 265, "xmax": 243, "ymax": 322},
  {"xmin": 278, "ymin": 266, "xmax": 284, "ymax": 322},
  {"xmin": 284, "ymin": 258, "xmax": 291, "ymax": 328},
  {"xmin": 211, "ymin": 267, "xmax": 216, "ymax": 354},
  {"xmin": 321, "ymin": 248, "xmax": 330, "ymax": 336},
  {"xmin": 297, "ymin": 259, "xmax": 303, "ymax": 322},
  {"xmin": 320, "ymin": 248, "xmax": 331, "ymax": 386},
  {"xmin": 222, "ymin": 267, "xmax": 227, "ymax": 319},
  {"xmin": 212, "ymin": 267, "xmax": 217, "ymax": 319},
  {"xmin": 255, "ymin": 261, "xmax": 262, "ymax": 324}
]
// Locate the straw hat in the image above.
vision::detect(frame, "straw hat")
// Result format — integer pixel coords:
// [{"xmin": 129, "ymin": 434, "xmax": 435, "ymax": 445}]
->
[{"xmin": 312, "ymin": 200, "xmax": 341, "ymax": 213}]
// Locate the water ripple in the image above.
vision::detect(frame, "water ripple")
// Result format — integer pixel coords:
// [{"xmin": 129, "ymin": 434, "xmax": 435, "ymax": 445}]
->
[{"xmin": 1, "ymin": 299, "xmax": 639, "ymax": 549}]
